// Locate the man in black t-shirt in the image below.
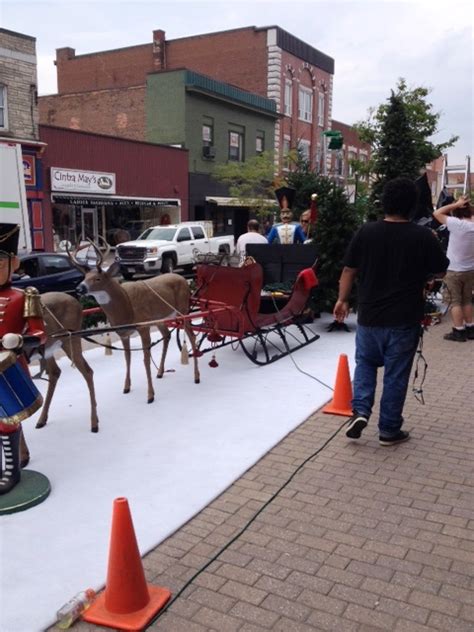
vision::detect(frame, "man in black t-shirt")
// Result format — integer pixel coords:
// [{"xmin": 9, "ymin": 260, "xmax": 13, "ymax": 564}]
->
[{"xmin": 333, "ymin": 178, "xmax": 449, "ymax": 446}]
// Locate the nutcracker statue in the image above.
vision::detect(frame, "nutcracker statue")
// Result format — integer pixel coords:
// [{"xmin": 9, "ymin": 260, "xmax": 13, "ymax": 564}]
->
[
  {"xmin": 267, "ymin": 187, "xmax": 307, "ymax": 245},
  {"xmin": 0, "ymin": 223, "xmax": 47, "ymax": 500}
]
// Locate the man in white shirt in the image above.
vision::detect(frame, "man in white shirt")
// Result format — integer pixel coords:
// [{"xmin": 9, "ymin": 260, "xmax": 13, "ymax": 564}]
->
[
  {"xmin": 235, "ymin": 219, "xmax": 268, "ymax": 260},
  {"xmin": 434, "ymin": 194, "xmax": 474, "ymax": 341}
]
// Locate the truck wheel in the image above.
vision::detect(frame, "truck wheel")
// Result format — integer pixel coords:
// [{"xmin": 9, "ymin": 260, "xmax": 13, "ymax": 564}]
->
[
  {"xmin": 161, "ymin": 256, "xmax": 175, "ymax": 274},
  {"xmin": 122, "ymin": 271, "xmax": 134, "ymax": 281}
]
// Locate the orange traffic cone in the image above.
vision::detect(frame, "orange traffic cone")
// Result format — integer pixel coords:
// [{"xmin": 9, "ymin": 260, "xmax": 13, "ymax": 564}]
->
[
  {"xmin": 82, "ymin": 497, "xmax": 171, "ymax": 631},
  {"xmin": 322, "ymin": 354, "xmax": 353, "ymax": 416}
]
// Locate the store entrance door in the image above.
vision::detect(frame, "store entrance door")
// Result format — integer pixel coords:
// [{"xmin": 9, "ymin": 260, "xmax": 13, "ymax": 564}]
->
[{"xmin": 81, "ymin": 208, "xmax": 99, "ymax": 243}]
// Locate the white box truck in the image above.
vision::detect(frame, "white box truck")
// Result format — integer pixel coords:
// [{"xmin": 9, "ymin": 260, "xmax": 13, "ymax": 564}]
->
[{"xmin": 0, "ymin": 141, "xmax": 31, "ymax": 253}]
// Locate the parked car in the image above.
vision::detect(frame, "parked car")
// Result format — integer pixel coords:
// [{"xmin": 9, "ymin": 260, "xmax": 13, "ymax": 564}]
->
[
  {"xmin": 116, "ymin": 222, "xmax": 234, "ymax": 279},
  {"xmin": 11, "ymin": 252, "xmax": 85, "ymax": 295}
]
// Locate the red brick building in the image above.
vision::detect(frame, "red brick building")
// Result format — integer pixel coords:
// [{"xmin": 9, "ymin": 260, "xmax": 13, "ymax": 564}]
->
[
  {"xmin": 40, "ymin": 125, "xmax": 188, "ymax": 250},
  {"xmin": 39, "ymin": 26, "xmax": 335, "ymax": 173}
]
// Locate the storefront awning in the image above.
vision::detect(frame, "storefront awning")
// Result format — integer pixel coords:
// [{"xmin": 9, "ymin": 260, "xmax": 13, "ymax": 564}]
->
[
  {"xmin": 205, "ymin": 196, "xmax": 276, "ymax": 206},
  {"xmin": 51, "ymin": 193, "xmax": 180, "ymax": 207}
]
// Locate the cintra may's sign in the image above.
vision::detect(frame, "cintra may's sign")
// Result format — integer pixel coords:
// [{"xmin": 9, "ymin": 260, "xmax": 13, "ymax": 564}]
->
[{"xmin": 51, "ymin": 167, "xmax": 116, "ymax": 194}]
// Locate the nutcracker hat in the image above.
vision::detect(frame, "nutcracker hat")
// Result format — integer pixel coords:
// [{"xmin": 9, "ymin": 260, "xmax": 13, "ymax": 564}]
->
[
  {"xmin": 0, "ymin": 223, "xmax": 20, "ymax": 257},
  {"xmin": 275, "ymin": 186, "xmax": 296, "ymax": 211}
]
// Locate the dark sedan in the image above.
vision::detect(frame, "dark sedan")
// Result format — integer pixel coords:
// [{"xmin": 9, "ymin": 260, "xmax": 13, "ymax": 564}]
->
[{"xmin": 12, "ymin": 252, "xmax": 85, "ymax": 295}]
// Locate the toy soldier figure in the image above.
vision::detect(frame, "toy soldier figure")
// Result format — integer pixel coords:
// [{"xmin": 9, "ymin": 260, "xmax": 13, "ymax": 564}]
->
[
  {"xmin": 0, "ymin": 223, "xmax": 46, "ymax": 495},
  {"xmin": 267, "ymin": 186, "xmax": 307, "ymax": 245}
]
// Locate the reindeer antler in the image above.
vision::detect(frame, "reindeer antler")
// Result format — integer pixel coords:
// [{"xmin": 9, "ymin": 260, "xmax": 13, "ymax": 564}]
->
[{"xmin": 66, "ymin": 240, "xmax": 92, "ymax": 272}]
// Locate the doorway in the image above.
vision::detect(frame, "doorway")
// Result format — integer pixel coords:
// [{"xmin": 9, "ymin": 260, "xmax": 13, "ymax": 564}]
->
[{"xmin": 81, "ymin": 208, "xmax": 98, "ymax": 242}]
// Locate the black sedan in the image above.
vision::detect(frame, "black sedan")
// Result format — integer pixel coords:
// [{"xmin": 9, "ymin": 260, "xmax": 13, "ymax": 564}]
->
[{"xmin": 12, "ymin": 252, "xmax": 85, "ymax": 295}]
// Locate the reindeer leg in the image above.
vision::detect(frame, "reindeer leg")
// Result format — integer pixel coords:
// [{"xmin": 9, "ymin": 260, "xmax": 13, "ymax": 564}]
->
[
  {"xmin": 156, "ymin": 324, "xmax": 170, "ymax": 379},
  {"xmin": 64, "ymin": 339, "xmax": 99, "ymax": 433},
  {"xmin": 122, "ymin": 335, "xmax": 132, "ymax": 394},
  {"xmin": 139, "ymin": 328, "xmax": 154, "ymax": 404},
  {"xmin": 185, "ymin": 321, "xmax": 201, "ymax": 384},
  {"xmin": 36, "ymin": 358, "xmax": 60, "ymax": 429}
]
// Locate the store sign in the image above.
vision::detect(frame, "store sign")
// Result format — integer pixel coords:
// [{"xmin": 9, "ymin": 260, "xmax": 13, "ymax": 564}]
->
[{"xmin": 51, "ymin": 167, "xmax": 116, "ymax": 194}]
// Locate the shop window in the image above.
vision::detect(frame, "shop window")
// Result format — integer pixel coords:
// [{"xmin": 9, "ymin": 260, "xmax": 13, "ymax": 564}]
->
[
  {"xmin": 284, "ymin": 79, "xmax": 292, "ymax": 116},
  {"xmin": 228, "ymin": 130, "xmax": 244, "ymax": 162},
  {"xmin": 256, "ymin": 131, "xmax": 265, "ymax": 154},
  {"xmin": 0, "ymin": 85, "xmax": 8, "ymax": 130},
  {"xmin": 298, "ymin": 87, "xmax": 313, "ymax": 123}
]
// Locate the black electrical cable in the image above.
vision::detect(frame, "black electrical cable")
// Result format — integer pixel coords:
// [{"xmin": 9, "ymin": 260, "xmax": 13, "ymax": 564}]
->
[{"xmin": 146, "ymin": 414, "xmax": 349, "ymax": 628}]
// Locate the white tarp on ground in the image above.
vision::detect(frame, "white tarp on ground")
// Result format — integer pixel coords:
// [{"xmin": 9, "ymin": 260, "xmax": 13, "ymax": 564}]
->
[{"xmin": 1, "ymin": 314, "xmax": 356, "ymax": 632}]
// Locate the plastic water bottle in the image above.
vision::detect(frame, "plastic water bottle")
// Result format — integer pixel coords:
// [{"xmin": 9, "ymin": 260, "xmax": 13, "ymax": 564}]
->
[{"xmin": 56, "ymin": 588, "xmax": 96, "ymax": 629}]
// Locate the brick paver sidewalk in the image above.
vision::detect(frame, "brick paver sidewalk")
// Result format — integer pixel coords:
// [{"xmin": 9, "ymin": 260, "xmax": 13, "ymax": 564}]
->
[{"xmin": 72, "ymin": 317, "xmax": 473, "ymax": 632}]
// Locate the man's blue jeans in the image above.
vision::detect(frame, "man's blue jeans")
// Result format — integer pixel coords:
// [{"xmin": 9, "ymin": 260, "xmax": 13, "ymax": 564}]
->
[{"xmin": 352, "ymin": 324, "xmax": 421, "ymax": 438}]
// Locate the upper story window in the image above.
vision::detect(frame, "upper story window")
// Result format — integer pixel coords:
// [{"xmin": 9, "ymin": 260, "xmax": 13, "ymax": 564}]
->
[
  {"xmin": 318, "ymin": 92, "xmax": 325, "ymax": 127},
  {"xmin": 348, "ymin": 151, "xmax": 357, "ymax": 177},
  {"xmin": 282, "ymin": 136, "xmax": 291, "ymax": 171},
  {"xmin": 0, "ymin": 85, "xmax": 8, "ymax": 130},
  {"xmin": 298, "ymin": 139, "xmax": 311, "ymax": 163},
  {"xmin": 284, "ymin": 80, "xmax": 293, "ymax": 116},
  {"xmin": 229, "ymin": 130, "xmax": 244, "ymax": 162},
  {"xmin": 298, "ymin": 87, "xmax": 313, "ymax": 123},
  {"xmin": 256, "ymin": 131, "xmax": 265, "ymax": 154},
  {"xmin": 202, "ymin": 118, "xmax": 214, "ymax": 146}
]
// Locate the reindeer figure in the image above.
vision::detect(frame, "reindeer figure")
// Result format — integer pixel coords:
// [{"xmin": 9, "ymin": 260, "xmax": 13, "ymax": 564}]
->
[
  {"xmin": 70, "ymin": 243, "xmax": 200, "ymax": 403},
  {"xmin": 36, "ymin": 292, "xmax": 99, "ymax": 432}
]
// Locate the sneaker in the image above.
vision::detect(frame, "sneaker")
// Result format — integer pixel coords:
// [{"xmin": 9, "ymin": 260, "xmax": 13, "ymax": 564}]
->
[
  {"xmin": 444, "ymin": 328, "xmax": 467, "ymax": 342},
  {"xmin": 345, "ymin": 413, "xmax": 368, "ymax": 439},
  {"xmin": 466, "ymin": 326, "xmax": 474, "ymax": 340},
  {"xmin": 379, "ymin": 431, "xmax": 410, "ymax": 446}
]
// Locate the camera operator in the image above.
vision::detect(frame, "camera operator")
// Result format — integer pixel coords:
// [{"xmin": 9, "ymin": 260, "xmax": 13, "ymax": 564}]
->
[{"xmin": 433, "ymin": 194, "xmax": 474, "ymax": 341}]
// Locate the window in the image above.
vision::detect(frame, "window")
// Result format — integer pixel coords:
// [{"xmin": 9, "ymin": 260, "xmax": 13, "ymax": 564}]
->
[
  {"xmin": 228, "ymin": 130, "xmax": 244, "ymax": 161},
  {"xmin": 19, "ymin": 257, "xmax": 40, "ymax": 278},
  {"xmin": 42, "ymin": 255, "xmax": 73, "ymax": 275},
  {"xmin": 256, "ymin": 131, "xmax": 265, "ymax": 154},
  {"xmin": 202, "ymin": 119, "xmax": 213, "ymax": 146},
  {"xmin": 298, "ymin": 87, "xmax": 313, "ymax": 122},
  {"xmin": 191, "ymin": 226, "xmax": 205, "ymax": 240},
  {"xmin": 177, "ymin": 228, "xmax": 192, "ymax": 242},
  {"xmin": 284, "ymin": 79, "xmax": 292, "ymax": 116},
  {"xmin": 348, "ymin": 151, "xmax": 357, "ymax": 177},
  {"xmin": 318, "ymin": 92, "xmax": 325, "ymax": 127},
  {"xmin": 298, "ymin": 139, "xmax": 311, "ymax": 162},
  {"xmin": 336, "ymin": 155, "xmax": 344, "ymax": 177},
  {"xmin": 0, "ymin": 85, "xmax": 7, "ymax": 130},
  {"xmin": 282, "ymin": 136, "xmax": 291, "ymax": 170}
]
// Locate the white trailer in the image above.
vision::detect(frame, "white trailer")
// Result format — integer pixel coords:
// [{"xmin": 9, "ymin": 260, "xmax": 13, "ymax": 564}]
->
[{"xmin": 0, "ymin": 141, "xmax": 31, "ymax": 253}]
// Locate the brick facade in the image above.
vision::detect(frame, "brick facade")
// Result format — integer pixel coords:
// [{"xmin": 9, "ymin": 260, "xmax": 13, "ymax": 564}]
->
[
  {"xmin": 40, "ymin": 26, "xmax": 334, "ymax": 174},
  {"xmin": 39, "ymin": 85, "xmax": 146, "ymax": 140},
  {"xmin": 0, "ymin": 28, "xmax": 38, "ymax": 139}
]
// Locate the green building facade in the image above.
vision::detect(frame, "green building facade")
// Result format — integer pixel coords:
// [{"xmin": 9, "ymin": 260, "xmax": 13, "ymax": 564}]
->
[{"xmin": 146, "ymin": 69, "xmax": 278, "ymax": 237}]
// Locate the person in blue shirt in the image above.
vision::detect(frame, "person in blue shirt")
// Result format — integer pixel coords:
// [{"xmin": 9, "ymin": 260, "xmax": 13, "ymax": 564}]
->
[{"xmin": 267, "ymin": 187, "xmax": 307, "ymax": 244}]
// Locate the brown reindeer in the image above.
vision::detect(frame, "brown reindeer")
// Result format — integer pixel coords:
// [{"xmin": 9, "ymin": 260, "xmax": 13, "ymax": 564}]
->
[
  {"xmin": 36, "ymin": 292, "xmax": 99, "ymax": 432},
  {"xmin": 70, "ymin": 243, "xmax": 200, "ymax": 403}
]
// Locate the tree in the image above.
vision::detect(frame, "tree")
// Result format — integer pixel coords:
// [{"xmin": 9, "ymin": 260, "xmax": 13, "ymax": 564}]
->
[
  {"xmin": 356, "ymin": 78, "xmax": 458, "ymax": 211},
  {"xmin": 287, "ymin": 160, "xmax": 362, "ymax": 313},
  {"xmin": 213, "ymin": 151, "xmax": 278, "ymax": 220}
]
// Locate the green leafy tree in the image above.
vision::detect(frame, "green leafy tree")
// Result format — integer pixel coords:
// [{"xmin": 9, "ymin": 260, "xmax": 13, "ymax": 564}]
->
[
  {"xmin": 356, "ymin": 78, "xmax": 458, "ymax": 212},
  {"xmin": 213, "ymin": 151, "xmax": 278, "ymax": 221}
]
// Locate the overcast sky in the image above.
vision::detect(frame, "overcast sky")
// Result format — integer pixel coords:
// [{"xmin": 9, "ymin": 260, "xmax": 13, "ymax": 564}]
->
[{"xmin": 2, "ymin": 0, "xmax": 473, "ymax": 163}]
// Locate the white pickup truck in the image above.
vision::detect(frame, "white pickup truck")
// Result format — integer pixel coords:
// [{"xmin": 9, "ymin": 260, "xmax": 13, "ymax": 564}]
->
[{"xmin": 115, "ymin": 222, "xmax": 234, "ymax": 279}]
